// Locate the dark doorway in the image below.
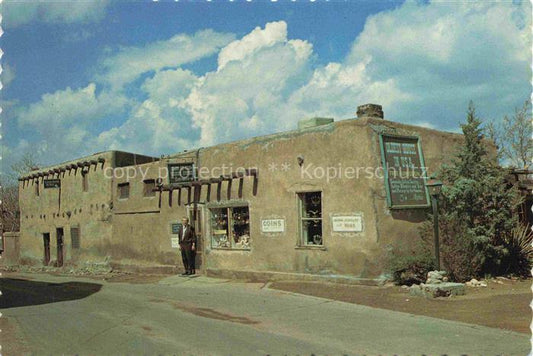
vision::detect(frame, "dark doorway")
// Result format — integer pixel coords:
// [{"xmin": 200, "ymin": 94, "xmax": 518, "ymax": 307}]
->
[
  {"xmin": 43, "ymin": 233, "xmax": 50, "ymax": 266},
  {"xmin": 56, "ymin": 228, "xmax": 64, "ymax": 267}
]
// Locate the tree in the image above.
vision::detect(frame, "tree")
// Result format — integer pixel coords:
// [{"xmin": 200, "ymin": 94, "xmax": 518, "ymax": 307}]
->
[
  {"xmin": 0, "ymin": 152, "xmax": 40, "ymax": 232},
  {"xmin": 488, "ymin": 100, "xmax": 532, "ymax": 169},
  {"xmin": 427, "ymin": 102, "xmax": 525, "ymax": 280}
]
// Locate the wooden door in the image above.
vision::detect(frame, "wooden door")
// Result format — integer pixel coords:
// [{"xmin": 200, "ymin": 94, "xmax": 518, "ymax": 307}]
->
[
  {"xmin": 56, "ymin": 228, "xmax": 64, "ymax": 267},
  {"xmin": 43, "ymin": 233, "xmax": 50, "ymax": 265}
]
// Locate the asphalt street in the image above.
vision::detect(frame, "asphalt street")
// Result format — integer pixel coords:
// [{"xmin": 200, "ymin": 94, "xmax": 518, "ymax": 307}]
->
[{"xmin": 1, "ymin": 273, "xmax": 529, "ymax": 355}]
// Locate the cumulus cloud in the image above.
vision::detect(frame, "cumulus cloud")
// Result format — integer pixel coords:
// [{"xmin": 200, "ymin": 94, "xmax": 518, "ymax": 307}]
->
[
  {"xmin": 346, "ymin": 0, "xmax": 532, "ymax": 129},
  {"xmin": 97, "ymin": 30, "xmax": 235, "ymax": 89},
  {"xmin": 186, "ymin": 21, "xmax": 314, "ymax": 146},
  {"xmin": 2, "ymin": 0, "xmax": 110, "ymax": 28},
  {"xmin": 13, "ymin": 2, "xmax": 532, "ymax": 167},
  {"xmin": 16, "ymin": 83, "xmax": 131, "ymax": 163},
  {"xmin": 95, "ymin": 68, "xmax": 201, "ymax": 154}
]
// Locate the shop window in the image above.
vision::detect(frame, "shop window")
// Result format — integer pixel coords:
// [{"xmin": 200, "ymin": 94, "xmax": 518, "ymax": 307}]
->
[
  {"xmin": 210, "ymin": 206, "xmax": 250, "ymax": 249},
  {"xmin": 71, "ymin": 227, "xmax": 80, "ymax": 249},
  {"xmin": 143, "ymin": 179, "xmax": 156, "ymax": 197},
  {"xmin": 118, "ymin": 183, "xmax": 130, "ymax": 199},
  {"xmin": 298, "ymin": 192, "xmax": 323, "ymax": 246},
  {"xmin": 82, "ymin": 173, "xmax": 88, "ymax": 192}
]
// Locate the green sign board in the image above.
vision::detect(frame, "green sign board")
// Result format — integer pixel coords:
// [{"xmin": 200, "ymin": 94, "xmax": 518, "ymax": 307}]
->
[
  {"xmin": 171, "ymin": 222, "xmax": 182, "ymax": 234},
  {"xmin": 168, "ymin": 163, "xmax": 195, "ymax": 184},
  {"xmin": 44, "ymin": 179, "xmax": 61, "ymax": 188},
  {"xmin": 379, "ymin": 134, "xmax": 430, "ymax": 208}
]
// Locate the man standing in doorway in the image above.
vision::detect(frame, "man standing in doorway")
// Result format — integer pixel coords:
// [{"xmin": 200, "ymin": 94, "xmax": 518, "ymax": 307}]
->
[{"xmin": 178, "ymin": 217, "xmax": 196, "ymax": 276}]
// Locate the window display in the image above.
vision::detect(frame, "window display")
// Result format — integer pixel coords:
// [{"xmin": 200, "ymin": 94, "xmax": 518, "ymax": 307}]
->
[
  {"xmin": 299, "ymin": 192, "xmax": 323, "ymax": 245},
  {"xmin": 210, "ymin": 206, "xmax": 250, "ymax": 249}
]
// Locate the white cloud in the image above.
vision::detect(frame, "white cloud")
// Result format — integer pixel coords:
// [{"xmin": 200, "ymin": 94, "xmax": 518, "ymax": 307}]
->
[
  {"xmin": 186, "ymin": 21, "xmax": 314, "ymax": 146},
  {"xmin": 13, "ymin": 2, "xmax": 532, "ymax": 167},
  {"xmin": 1, "ymin": 63, "xmax": 16, "ymax": 88},
  {"xmin": 94, "ymin": 68, "xmax": 200, "ymax": 155},
  {"xmin": 2, "ymin": 0, "xmax": 110, "ymax": 28},
  {"xmin": 218, "ymin": 21, "xmax": 288, "ymax": 69},
  {"xmin": 98, "ymin": 30, "xmax": 235, "ymax": 89},
  {"xmin": 346, "ymin": 0, "xmax": 532, "ymax": 128},
  {"xmin": 16, "ymin": 83, "xmax": 132, "ymax": 163},
  {"xmin": 18, "ymin": 83, "xmax": 129, "ymax": 128}
]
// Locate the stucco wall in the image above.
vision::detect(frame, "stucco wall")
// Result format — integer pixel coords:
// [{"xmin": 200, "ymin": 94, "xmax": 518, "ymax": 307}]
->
[
  {"xmin": 18, "ymin": 117, "xmax": 471, "ymax": 279},
  {"xmin": 18, "ymin": 151, "xmax": 116, "ymax": 265}
]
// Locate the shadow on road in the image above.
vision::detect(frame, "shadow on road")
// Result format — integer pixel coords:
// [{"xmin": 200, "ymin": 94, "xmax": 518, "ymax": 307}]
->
[{"xmin": 1, "ymin": 278, "xmax": 102, "ymax": 309}]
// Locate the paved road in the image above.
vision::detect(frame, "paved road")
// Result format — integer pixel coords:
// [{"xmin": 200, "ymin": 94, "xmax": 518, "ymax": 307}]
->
[{"xmin": 1, "ymin": 273, "xmax": 529, "ymax": 355}]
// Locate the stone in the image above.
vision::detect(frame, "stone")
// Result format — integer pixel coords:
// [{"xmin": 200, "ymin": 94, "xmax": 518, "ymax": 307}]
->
[
  {"xmin": 421, "ymin": 283, "xmax": 466, "ymax": 298},
  {"xmin": 409, "ymin": 284, "xmax": 424, "ymax": 297}
]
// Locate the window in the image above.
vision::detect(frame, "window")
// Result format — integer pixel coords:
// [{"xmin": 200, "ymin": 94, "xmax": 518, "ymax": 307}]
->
[
  {"xmin": 70, "ymin": 227, "xmax": 80, "ymax": 249},
  {"xmin": 298, "ymin": 192, "xmax": 323, "ymax": 246},
  {"xmin": 118, "ymin": 183, "xmax": 130, "ymax": 199},
  {"xmin": 210, "ymin": 206, "xmax": 250, "ymax": 249},
  {"xmin": 82, "ymin": 173, "xmax": 88, "ymax": 192},
  {"xmin": 143, "ymin": 179, "xmax": 156, "ymax": 197},
  {"xmin": 35, "ymin": 181, "xmax": 40, "ymax": 196}
]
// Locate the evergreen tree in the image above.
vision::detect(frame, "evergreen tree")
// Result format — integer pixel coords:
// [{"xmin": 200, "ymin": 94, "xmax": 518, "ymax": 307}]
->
[{"xmin": 434, "ymin": 102, "xmax": 522, "ymax": 279}]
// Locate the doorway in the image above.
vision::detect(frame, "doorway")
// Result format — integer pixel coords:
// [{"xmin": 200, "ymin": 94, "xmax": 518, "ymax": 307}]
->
[
  {"xmin": 56, "ymin": 227, "xmax": 64, "ymax": 267},
  {"xmin": 43, "ymin": 233, "xmax": 50, "ymax": 266},
  {"xmin": 187, "ymin": 204, "xmax": 205, "ymax": 272}
]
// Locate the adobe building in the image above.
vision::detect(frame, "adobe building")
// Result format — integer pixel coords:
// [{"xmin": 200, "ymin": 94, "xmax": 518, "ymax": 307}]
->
[{"xmin": 16, "ymin": 104, "xmax": 467, "ymax": 282}]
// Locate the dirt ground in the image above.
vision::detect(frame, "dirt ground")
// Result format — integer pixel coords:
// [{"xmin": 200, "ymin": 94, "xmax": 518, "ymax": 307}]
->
[{"xmin": 271, "ymin": 278, "xmax": 531, "ymax": 334}]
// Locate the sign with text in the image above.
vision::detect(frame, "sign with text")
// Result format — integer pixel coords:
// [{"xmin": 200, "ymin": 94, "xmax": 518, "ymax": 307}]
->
[
  {"xmin": 43, "ymin": 179, "xmax": 61, "ymax": 188},
  {"xmin": 171, "ymin": 223, "xmax": 182, "ymax": 234},
  {"xmin": 379, "ymin": 135, "xmax": 429, "ymax": 208},
  {"xmin": 168, "ymin": 163, "xmax": 195, "ymax": 184},
  {"xmin": 332, "ymin": 215, "xmax": 363, "ymax": 232},
  {"xmin": 261, "ymin": 219, "xmax": 285, "ymax": 233}
]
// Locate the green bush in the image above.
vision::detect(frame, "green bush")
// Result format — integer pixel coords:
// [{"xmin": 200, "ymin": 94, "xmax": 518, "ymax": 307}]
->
[{"xmin": 387, "ymin": 248, "xmax": 435, "ymax": 285}]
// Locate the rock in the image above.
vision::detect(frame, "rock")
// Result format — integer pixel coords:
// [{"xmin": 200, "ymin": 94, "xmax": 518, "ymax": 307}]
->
[
  {"xmin": 420, "ymin": 282, "xmax": 466, "ymax": 298},
  {"xmin": 442, "ymin": 276, "xmax": 449, "ymax": 282},
  {"xmin": 479, "ymin": 281, "xmax": 487, "ymax": 287},
  {"xmin": 409, "ymin": 284, "xmax": 424, "ymax": 297},
  {"xmin": 401, "ymin": 285, "xmax": 409, "ymax": 289}
]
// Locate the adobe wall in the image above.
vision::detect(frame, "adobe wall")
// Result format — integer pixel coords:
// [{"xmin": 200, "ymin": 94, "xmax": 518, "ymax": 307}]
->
[{"xmin": 18, "ymin": 151, "xmax": 115, "ymax": 265}]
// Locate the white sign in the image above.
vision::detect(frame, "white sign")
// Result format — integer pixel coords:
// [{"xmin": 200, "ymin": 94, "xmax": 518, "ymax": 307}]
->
[
  {"xmin": 171, "ymin": 237, "xmax": 181, "ymax": 248},
  {"xmin": 261, "ymin": 219, "xmax": 285, "ymax": 233},
  {"xmin": 332, "ymin": 216, "xmax": 363, "ymax": 232}
]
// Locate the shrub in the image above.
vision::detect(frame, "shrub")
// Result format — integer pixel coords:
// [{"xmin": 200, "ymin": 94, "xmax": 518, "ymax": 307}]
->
[{"xmin": 387, "ymin": 246, "xmax": 435, "ymax": 285}]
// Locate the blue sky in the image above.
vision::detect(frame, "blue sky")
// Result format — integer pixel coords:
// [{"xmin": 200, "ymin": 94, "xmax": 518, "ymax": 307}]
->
[{"xmin": 1, "ymin": 0, "xmax": 531, "ymax": 176}]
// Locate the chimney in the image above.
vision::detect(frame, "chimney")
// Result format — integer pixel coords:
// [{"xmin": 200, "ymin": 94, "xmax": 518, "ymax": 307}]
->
[{"xmin": 356, "ymin": 104, "xmax": 384, "ymax": 119}]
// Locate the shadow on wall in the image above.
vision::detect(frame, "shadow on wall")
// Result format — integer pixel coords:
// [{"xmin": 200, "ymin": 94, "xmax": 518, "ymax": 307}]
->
[
  {"xmin": 0, "ymin": 278, "xmax": 102, "ymax": 309},
  {"xmin": 391, "ymin": 209, "xmax": 427, "ymax": 223}
]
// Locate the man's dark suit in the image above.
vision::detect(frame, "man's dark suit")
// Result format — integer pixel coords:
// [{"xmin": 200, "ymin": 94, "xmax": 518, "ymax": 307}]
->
[{"xmin": 178, "ymin": 224, "xmax": 196, "ymax": 274}]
